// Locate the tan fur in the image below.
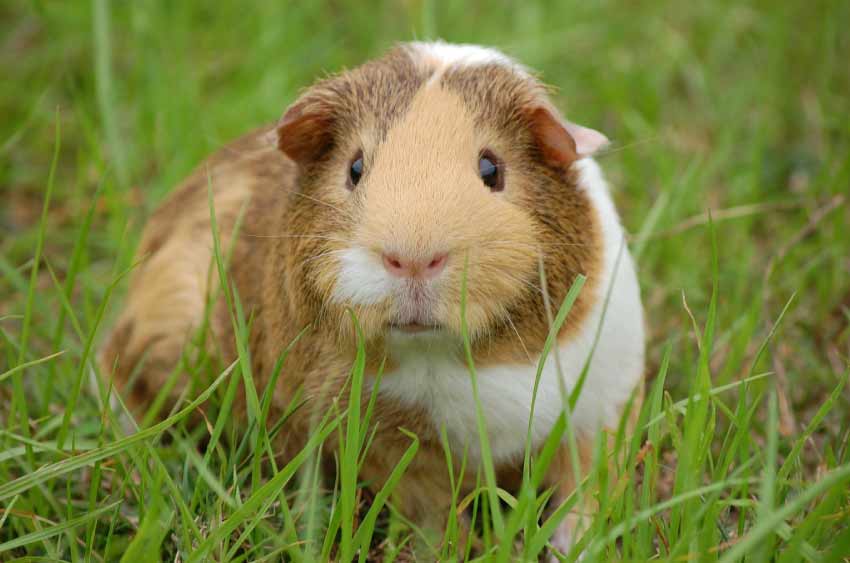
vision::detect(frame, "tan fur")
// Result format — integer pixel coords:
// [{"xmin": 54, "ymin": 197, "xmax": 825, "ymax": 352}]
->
[{"xmin": 99, "ymin": 43, "xmax": 638, "ymax": 557}]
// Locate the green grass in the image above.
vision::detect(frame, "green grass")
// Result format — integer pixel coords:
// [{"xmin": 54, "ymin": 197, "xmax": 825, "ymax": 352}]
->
[{"xmin": 2, "ymin": 0, "xmax": 849, "ymax": 561}]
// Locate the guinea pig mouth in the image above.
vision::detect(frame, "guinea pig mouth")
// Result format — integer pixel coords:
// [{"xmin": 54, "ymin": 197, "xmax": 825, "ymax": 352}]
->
[
  {"xmin": 387, "ymin": 286, "xmax": 444, "ymax": 334},
  {"xmin": 388, "ymin": 321, "xmax": 443, "ymax": 334}
]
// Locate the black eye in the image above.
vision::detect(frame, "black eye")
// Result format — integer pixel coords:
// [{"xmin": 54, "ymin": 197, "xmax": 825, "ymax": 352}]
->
[
  {"xmin": 479, "ymin": 151, "xmax": 503, "ymax": 192},
  {"xmin": 348, "ymin": 152, "xmax": 363, "ymax": 189}
]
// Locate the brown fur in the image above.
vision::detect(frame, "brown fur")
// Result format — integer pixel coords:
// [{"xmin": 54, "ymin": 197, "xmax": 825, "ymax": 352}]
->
[{"xmin": 100, "ymin": 43, "xmax": 635, "ymax": 557}]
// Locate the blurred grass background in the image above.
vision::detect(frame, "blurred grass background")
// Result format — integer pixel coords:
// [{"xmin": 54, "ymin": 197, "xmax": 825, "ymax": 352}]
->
[{"xmin": 1, "ymin": 0, "xmax": 849, "ymax": 560}]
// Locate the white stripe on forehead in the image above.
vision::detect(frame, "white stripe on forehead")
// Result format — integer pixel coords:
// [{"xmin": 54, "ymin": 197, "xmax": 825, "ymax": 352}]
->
[
  {"xmin": 409, "ymin": 41, "xmax": 514, "ymax": 66},
  {"xmin": 407, "ymin": 41, "xmax": 528, "ymax": 82}
]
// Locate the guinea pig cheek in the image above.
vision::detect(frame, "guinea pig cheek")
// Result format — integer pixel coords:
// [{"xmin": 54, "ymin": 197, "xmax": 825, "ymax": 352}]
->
[{"xmin": 442, "ymin": 202, "xmax": 540, "ymax": 335}]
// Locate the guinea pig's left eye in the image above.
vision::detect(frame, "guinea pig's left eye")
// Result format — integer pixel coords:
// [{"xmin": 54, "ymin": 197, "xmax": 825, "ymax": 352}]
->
[
  {"xmin": 348, "ymin": 151, "xmax": 364, "ymax": 189},
  {"xmin": 479, "ymin": 150, "xmax": 503, "ymax": 192}
]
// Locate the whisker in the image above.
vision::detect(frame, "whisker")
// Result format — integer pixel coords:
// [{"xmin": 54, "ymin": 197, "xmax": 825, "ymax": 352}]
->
[
  {"xmin": 481, "ymin": 240, "xmax": 596, "ymax": 250},
  {"xmin": 291, "ymin": 191, "xmax": 350, "ymax": 216},
  {"xmin": 595, "ymin": 136, "xmax": 662, "ymax": 157},
  {"xmin": 300, "ymin": 248, "xmax": 347, "ymax": 267},
  {"xmin": 241, "ymin": 233, "xmax": 351, "ymax": 244},
  {"xmin": 504, "ymin": 312, "xmax": 533, "ymax": 364},
  {"xmin": 504, "ymin": 275, "xmax": 543, "ymax": 296},
  {"xmin": 538, "ymin": 241, "xmax": 597, "ymax": 249},
  {"xmin": 471, "ymin": 267, "xmax": 542, "ymax": 296}
]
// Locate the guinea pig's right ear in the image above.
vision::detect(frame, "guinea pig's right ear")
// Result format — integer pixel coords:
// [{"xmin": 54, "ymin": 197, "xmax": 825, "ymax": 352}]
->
[
  {"xmin": 275, "ymin": 94, "xmax": 337, "ymax": 165},
  {"xmin": 526, "ymin": 105, "xmax": 609, "ymax": 168}
]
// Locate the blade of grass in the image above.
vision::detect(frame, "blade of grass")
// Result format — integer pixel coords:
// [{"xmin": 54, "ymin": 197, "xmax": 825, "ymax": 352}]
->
[
  {"xmin": 354, "ymin": 428, "xmax": 419, "ymax": 561},
  {"xmin": 0, "ymin": 500, "xmax": 121, "ymax": 554},
  {"xmin": 718, "ymin": 464, "xmax": 850, "ymax": 562},
  {"xmin": 56, "ymin": 254, "xmax": 145, "ymax": 450},
  {"xmin": 118, "ymin": 478, "xmax": 172, "ymax": 563},
  {"xmin": 0, "ymin": 350, "xmax": 65, "ymax": 384},
  {"xmin": 207, "ymin": 180, "xmax": 261, "ymax": 442},
  {"xmin": 755, "ymin": 390, "xmax": 779, "ymax": 559},
  {"xmin": 44, "ymin": 181, "xmax": 103, "ymax": 411},
  {"xmin": 10, "ymin": 107, "xmax": 61, "ymax": 472},
  {"xmin": 777, "ymin": 376, "xmax": 846, "ymax": 482},
  {"xmin": 459, "ymin": 254, "xmax": 503, "ymax": 537},
  {"xmin": 186, "ymin": 412, "xmax": 341, "ymax": 563},
  {"xmin": 339, "ymin": 309, "xmax": 368, "ymax": 561},
  {"xmin": 0, "ymin": 361, "xmax": 237, "ymax": 501},
  {"xmin": 92, "ymin": 0, "xmax": 129, "ymax": 187}
]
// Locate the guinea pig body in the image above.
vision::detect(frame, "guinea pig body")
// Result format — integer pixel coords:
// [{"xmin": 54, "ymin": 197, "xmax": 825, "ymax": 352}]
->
[{"xmin": 100, "ymin": 41, "xmax": 645, "ymax": 556}]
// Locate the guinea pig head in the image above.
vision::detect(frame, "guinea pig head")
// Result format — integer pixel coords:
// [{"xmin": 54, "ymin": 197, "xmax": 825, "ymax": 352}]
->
[{"xmin": 275, "ymin": 44, "xmax": 607, "ymax": 356}]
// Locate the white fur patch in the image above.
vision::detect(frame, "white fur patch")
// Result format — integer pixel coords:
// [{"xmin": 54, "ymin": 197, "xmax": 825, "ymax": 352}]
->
[
  {"xmin": 408, "ymin": 40, "xmax": 524, "ymax": 76},
  {"xmin": 332, "ymin": 247, "xmax": 397, "ymax": 305},
  {"xmin": 375, "ymin": 158, "xmax": 645, "ymax": 462}
]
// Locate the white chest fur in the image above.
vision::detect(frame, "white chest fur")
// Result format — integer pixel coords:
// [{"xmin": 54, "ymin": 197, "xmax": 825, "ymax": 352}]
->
[{"xmin": 374, "ymin": 159, "xmax": 645, "ymax": 463}]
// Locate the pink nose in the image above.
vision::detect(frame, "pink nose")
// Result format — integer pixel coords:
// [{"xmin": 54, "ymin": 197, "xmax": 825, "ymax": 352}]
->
[{"xmin": 382, "ymin": 252, "xmax": 448, "ymax": 279}]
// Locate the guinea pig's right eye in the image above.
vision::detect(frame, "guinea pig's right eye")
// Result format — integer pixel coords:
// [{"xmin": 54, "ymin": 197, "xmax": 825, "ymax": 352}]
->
[
  {"xmin": 479, "ymin": 150, "xmax": 504, "ymax": 192},
  {"xmin": 348, "ymin": 151, "xmax": 364, "ymax": 189}
]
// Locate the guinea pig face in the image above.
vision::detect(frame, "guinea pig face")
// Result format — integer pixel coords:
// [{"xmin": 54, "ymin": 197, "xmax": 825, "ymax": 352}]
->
[
  {"xmin": 334, "ymin": 83, "xmax": 546, "ymax": 341},
  {"xmin": 277, "ymin": 44, "xmax": 605, "ymax": 350}
]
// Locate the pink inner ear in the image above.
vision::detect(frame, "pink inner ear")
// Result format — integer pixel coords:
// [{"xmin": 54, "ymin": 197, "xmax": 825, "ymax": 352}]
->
[{"xmin": 564, "ymin": 121, "xmax": 609, "ymax": 157}]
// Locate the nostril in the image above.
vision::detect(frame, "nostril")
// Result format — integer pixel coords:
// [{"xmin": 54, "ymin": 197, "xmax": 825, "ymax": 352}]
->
[
  {"xmin": 426, "ymin": 253, "xmax": 448, "ymax": 273},
  {"xmin": 382, "ymin": 253, "xmax": 407, "ymax": 276}
]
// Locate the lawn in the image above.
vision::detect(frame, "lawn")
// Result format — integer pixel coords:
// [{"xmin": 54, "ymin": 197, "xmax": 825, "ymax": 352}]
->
[{"xmin": 1, "ymin": 0, "xmax": 849, "ymax": 561}]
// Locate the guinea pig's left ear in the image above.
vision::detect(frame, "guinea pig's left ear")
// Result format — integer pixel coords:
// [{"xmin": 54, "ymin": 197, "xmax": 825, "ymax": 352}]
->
[
  {"xmin": 526, "ymin": 105, "xmax": 609, "ymax": 167},
  {"xmin": 275, "ymin": 95, "xmax": 337, "ymax": 165}
]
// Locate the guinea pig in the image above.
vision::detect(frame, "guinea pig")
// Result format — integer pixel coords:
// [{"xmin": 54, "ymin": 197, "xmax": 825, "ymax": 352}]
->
[{"xmin": 99, "ymin": 41, "xmax": 645, "ymax": 558}]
